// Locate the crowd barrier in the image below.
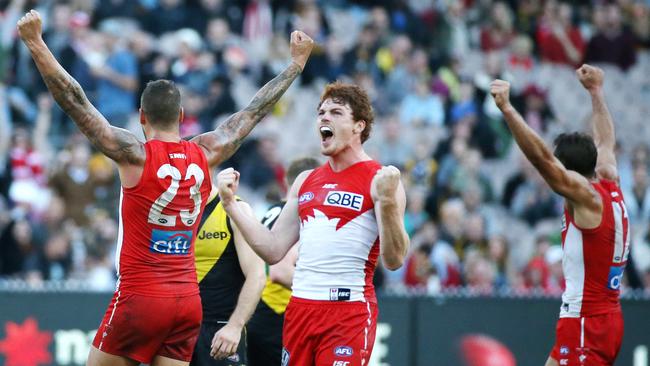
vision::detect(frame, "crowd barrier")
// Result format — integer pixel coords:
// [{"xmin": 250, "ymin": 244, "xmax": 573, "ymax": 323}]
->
[{"xmin": 0, "ymin": 291, "xmax": 648, "ymax": 365}]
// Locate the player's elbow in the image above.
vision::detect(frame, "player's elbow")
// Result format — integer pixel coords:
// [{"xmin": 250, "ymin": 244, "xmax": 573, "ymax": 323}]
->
[{"xmin": 382, "ymin": 253, "xmax": 405, "ymax": 271}]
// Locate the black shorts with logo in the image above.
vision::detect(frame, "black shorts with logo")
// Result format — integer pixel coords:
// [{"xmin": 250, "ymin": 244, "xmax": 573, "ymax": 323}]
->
[
  {"xmin": 190, "ymin": 321, "xmax": 247, "ymax": 366},
  {"xmin": 247, "ymin": 302, "xmax": 285, "ymax": 366}
]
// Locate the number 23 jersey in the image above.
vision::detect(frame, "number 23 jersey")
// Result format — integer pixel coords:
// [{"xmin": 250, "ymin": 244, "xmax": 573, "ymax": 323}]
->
[{"xmin": 116, "ymin": 140, "xmax": 211, "ymax": 297}]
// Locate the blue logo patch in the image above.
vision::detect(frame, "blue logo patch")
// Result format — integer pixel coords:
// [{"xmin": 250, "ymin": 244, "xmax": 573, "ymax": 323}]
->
[
  {"xmin": 607, "ymin": 266, "xmax": 624, "ymax": 290},
  {"xmin": 299, "ymin": 192, "xmax": 314, "ymax": 204},
  {"xmin": 560, "ymin": 346, "xmax": 569, "ymax": 355},
  {"xmin": 334, "ymin": 346, "xmax": 353, "ymax": 357},
  {"xmin": 150, "ymin": 229, "xmax": 192, "ymax": 255}
]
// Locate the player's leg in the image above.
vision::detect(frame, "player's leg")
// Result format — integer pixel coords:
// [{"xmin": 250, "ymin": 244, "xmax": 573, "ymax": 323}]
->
[
  {"xmin": 315, "ymin": 301, "xmax": 378, "ymax": 366},
  {"xmin": 151, "ymin": 354, "xmax": 190, "ymax": 366},
  {"xmin": 282, "ymin": 298, "xmax": 319, "ymax": 366},
  {"xmin": 87, "ymin": 346, "xmax": 139, "ymax": 366},
  {"xmin": 90, "ymin": 292, "xmax": 168, "ymax": 365},
  {"xmin": 159, "ymin": 294, "xmax": 203, "ymax": 365}
]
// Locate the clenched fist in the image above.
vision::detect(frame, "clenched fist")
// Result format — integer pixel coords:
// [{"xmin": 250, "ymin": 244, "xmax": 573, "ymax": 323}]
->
[
  {"xmin": 216, "ymin": 168, "xmax": 240, "ymax": 206},
  {"xmin": 17, "ymin": 10, "xmax": 43, "ymax": 43},
  {"xmin": 576, "ymin": 64, "xmax": 604, "ymax": 92},
  {"xmin": 373, "ymin": 166, "xmax": 401, "ymax": 202},
  {"xmin": 490, "ymin": 80, "xmax": 511, "ymax": 111},
  {"xmin": 290, "ymin": 30, "xmax": 314, "ymax": 71}
]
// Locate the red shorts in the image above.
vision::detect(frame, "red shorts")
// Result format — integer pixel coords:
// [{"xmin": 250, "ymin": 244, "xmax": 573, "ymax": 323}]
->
[
  {"xmin": 92, "ymin": 291, "xmax": 202, "ymax": 364},
  {"xmin": 550, "ymin": 311, "xmax": 623, "ymax": 366},
  {"xmin": 282, "ymin": 297, "xmax": 377, "ymax": 366}
]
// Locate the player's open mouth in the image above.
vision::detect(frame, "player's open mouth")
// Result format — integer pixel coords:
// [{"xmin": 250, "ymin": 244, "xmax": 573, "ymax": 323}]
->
[{"xmin": 320, "ymin": 126, "xmax": 334, "ymax": 142}]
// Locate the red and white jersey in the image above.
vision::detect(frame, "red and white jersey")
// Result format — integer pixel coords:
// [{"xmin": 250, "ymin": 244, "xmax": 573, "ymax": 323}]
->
[
  {"xmin": 294, "ymin": 160, "xmax": 382, "ymax": 303},
  {"xmin": 560, "ymin": 179, "xmax": 630, "ymax": 318},
  {"xmin": 115, "ymin": 140, "xmax": 211, "ymax": 297}
]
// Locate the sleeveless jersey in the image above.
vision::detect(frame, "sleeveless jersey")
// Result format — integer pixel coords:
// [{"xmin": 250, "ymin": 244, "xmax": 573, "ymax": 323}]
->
[
  {"xmin": 560, "ymin": 179, "xmax": 630, "ymax": 317},
  {"xmin": 116, "ymin": 139, "xmax": 211, "ymax": 297},
  {"xmin": 194, "ymin": 196, "xmax": 245, "ymax": 321},
  {"xmin": 294, "ymin": 160, "xmax": 382, "ymax": 303},
  {"xmin": 259, "ymin": 202, "xmax": 292, "ymax": 314}
]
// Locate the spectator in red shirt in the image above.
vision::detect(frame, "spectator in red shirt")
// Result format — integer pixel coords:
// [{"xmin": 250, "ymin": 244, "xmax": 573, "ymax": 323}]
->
[
  {"xmin": 537, "ymin": 2, "xmax": 585, "ymax": 67},
  {"xmin": 480, "ymin": 2, "xmax": 515, "ymax": 52}
]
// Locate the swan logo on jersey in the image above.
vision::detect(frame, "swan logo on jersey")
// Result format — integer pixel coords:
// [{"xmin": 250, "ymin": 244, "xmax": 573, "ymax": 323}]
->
[
  {"xmin": 150, "ymin": 229, "xmax": 192, "ymax": 255},
  {"xmin": 324, "ymin": 191, "xmax": 364, "ymax": 211},
  {"xmin": 607, "ymin": 266, "xmax": 624, "ymax": 290},
  {"xmin": 299, "ymin": 192, "xmax": 314, "ymax": 204},
  {"xmin": 334, "ymin": 346, "xmax": 353, "ymax": 357}
]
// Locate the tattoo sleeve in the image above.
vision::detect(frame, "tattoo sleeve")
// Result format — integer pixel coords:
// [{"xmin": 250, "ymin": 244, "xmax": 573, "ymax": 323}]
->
[
  {"xmin": 194, "ymin": 62, "xmax": 302, "ymax": 166},
  {"xmin": 27, "ymin": 40, "xmax": 144, "ymax": 165}
]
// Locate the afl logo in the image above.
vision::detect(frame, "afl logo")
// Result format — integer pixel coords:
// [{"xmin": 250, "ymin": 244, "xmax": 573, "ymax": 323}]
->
[{"xmin": 299, "ymin": 192, "xmax": 314, "ymax": 204}]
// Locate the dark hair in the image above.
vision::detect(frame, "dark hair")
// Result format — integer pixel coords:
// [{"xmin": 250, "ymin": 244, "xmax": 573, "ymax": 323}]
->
[
  {"xmin": 141, "ymin": 80, "xmax": 181, "ymax": 130},
  {"xmin": 553, "ymin": 132, "xmax": 597, "ymax": 177},
  {"xmin": 286, "ymin": 157, "xmax": 320, "ymax": 186},
  {"xmin": 318, "ymin": 82, "xmax": 374, "ymax": 143}
]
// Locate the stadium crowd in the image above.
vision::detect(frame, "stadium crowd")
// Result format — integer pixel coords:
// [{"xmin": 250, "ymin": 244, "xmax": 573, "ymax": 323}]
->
[{"xmin": 1, "ymin": 0, "xmax": 650, "ymax": 295}]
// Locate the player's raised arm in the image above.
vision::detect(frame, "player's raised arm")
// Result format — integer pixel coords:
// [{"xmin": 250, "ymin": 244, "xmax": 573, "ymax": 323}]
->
[
  {"xmin": 577, "ymin": 64, "xmax": 618, "ymax": 182},
  {"xmin": 216, "ymin": 168, "xmax": 305, "ymax": 264},
  {"xmin": 371, "ymin": 166, "xmax": 409, "ymax": 270},
  {"xmin": 192, "ymin": 31, "xmax": 314, "ymax": 167},
  {"xmin": 17, "ymin": 11, "xmax": 144, "ymax": 165},
  {"xmin": 491, "ymin": 80, "xmax": 596, "ymax": 206}
]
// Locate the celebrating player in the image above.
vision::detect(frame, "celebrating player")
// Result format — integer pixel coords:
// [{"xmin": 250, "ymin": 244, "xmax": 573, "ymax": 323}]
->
[
  {"xmin": 491, "ymin": 65, "xmax": 628, "ymax": 366},
  {"xmin": 217, "ymin": 83, "xmax": 410, "ymax": 366},
  {"xmin": 246, "ymin": 157, "xmax": 320, "ymax": 366},
  {"xmin": 17, "ymin": 9, "xmax": 313, "ymax": 366}
]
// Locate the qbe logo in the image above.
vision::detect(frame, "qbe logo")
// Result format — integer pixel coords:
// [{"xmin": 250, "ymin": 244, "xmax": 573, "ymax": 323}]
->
[
  {"xmin": 324, "ymin": 191, "xmax": 364, "ymax": 211},
  {"xmin": 334, "ymin": 346, "xmax": 353, "ymax": 357},
  {"xmin": 150, "ymin": 229, "xmax": 192, "ymax": 255},
  {"xmin": 607, "ymin": 266, "xmax": 624, "ymax": 290}
]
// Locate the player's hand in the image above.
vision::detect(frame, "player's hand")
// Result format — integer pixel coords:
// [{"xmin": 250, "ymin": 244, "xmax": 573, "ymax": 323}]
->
[
  {"xmin": 209, "ymin": 323, "xmax": 242, "ymax": 360},
  {"xmin": 373, "ymin": 166, "xmax": 401, "ymax": 202},
  {"xmin": 490, "ymin": 79, "xmax": 512, "ymax": 111},
  {"xmin": 17, "ymin": 10, "xmax": 43, "ymax": 43},
  {"xmin": 576, "ymin": 64, "xmax": 604, "ymax": 92},
  {"xmin": 290, "ymin": 30, "xmax": 314, "ymax": 71},
  {"xmin": 216, "ymin": 168, "xmax": 240, "ymax": 206}
]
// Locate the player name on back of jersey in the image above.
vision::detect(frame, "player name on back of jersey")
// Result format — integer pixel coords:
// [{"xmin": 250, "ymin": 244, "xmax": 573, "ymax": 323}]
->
[{"xmin": 169, "ymin": 153, "xmax": 187, "ymax": 159}]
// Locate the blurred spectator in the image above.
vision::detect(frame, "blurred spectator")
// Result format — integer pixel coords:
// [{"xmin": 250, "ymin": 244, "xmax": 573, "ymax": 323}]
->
[
  {"xmin": 623, "ymin": 163, "xmax": 650, "ymax": 227},
  {"xmin": 536, "ymin": 2, "xmax": 585, "ymax": 67},
  {"xmin": 518, "ymin": 84, "xmax": 554, "ymax": 133},
  {"xmin": 508, "ymin": 35, "xmax": 534, "ymax": 71},
  {"xmin": 464, "ymin": 250, "xmax": 496, "ymax": 294},
  {"xmin": 522, "ymin": 236, "xmax": 552, "ymax": 293},
  {"xmin": 404, "ymin": 186, "xmax": 429, "ymax": 236},
  {"xmin": 585, "ymin": 4, "xmax": 637, "ymax": 71},
  {"xmin": 399, "ymin": 78, "xmax": 445, "ymax": 127},
  {"xmin": 49, "ymin": 141, "xmax": 96, "ymax": 227},
  {"xmin": 487, "ymin": 235, "xmax": 510, "ymax": 289},
  {"xmin": 480, "ymin": 2, "xmax": 515, "ymax": 52},
  {"xmin": 144, "ymin": 0, "xmax": 190, "ymax": 35},
  {"xmin": 371, "ymin": 115, "xmax": 413, "ymax": 169},
  {"xmin": 92, "ymin": 19, "xmax": 138, "ymax": 128}
]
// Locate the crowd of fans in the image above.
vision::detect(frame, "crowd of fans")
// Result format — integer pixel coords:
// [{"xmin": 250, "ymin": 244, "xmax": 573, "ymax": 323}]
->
[{"xmin": 1, "ymin": 0, "xmax": 650, "ymax": 295}]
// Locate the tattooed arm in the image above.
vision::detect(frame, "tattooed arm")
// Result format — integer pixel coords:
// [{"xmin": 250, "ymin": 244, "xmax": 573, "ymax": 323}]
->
[
  {"xmin": 192, "ymin": 31, "xmax": 314, "ymax": 167},
  {"xmin": 17, "ymin": 10, "xmax": 144, "ymax": 166}
]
